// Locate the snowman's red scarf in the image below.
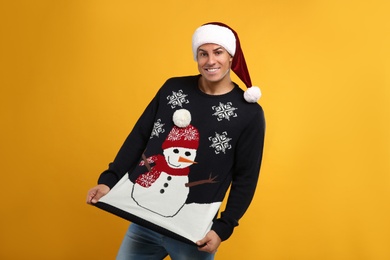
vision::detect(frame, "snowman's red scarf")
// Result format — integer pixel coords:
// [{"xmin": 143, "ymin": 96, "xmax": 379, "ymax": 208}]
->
[{"xmin": 135, "ymin": 154, "xmax": 190, "ymax": 187}]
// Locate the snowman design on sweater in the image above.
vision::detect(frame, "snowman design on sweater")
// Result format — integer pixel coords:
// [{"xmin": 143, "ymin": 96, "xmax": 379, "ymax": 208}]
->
[{"xmin": 131, "ymin": 109, "xmax": 217, "ymax": 217}]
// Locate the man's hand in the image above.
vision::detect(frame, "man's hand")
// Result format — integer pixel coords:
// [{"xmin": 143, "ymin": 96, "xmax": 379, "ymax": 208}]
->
[
  {"xmin": 86, "ymin": 184, "xmax": 110, "ymax": 204},
  {"xmin": 196, "ymin": 230, "xmax": 222, "ymax": 254}
]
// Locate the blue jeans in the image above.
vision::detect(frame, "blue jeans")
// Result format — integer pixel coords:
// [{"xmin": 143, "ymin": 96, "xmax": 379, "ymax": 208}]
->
[{"xmin": 116, "ymin": 223, "xmax": 215, "ymax": 260}]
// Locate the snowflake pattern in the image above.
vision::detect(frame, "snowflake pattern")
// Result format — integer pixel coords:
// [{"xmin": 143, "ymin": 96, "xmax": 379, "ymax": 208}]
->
[
  {"xmin": 166, "ymin": 125, "xmax": 199, "ymax": 142},
  {"xmin": 209, "ymin": 131, "xmax": 232, "ymax": 154},
  {"xmin": 150, "ymin": 119, "xmax": 165, "ymax": 139},
  {"xmin": 136, "ymin": 171, "xmax": 160, "ymax": 188},
  {"xmin": 167, "ymin": 90, "xmax": 189, "ymax": 109},
  {"xmin": 212, "ymin": 102, "xmax": 238, "ymax": 121}
]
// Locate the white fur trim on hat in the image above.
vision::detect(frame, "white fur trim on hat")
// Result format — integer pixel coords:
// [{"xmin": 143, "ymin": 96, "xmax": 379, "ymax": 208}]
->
[
  {"xmin": 173, "ymin": 109, "xmax": 191, "ymax": 128},
  {"xmin": 243, "ymin": 86, "xmax": 261, "ymax": 103},
  {"xmin": 192, "ymin": 24, "xmax": 236, "ymax": 60}
]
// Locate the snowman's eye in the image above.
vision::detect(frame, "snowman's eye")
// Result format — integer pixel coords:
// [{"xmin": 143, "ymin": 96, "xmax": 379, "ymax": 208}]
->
[
  {"xmin": 185, "ymin": 151, "xmax": 191, "ymax": 156},
  {"xmin": 173, "ymin": 149, "xmax": 179, "ymax": 154}
]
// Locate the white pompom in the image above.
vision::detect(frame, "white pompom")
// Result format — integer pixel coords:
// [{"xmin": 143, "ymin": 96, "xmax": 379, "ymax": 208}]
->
[
  {"xmin": 243, "ymin": 86, "xmax": 261, "ymax": 103},
  {"xmin": 173, "ymin": 109, "xmax": 191, "ymax": 128}
]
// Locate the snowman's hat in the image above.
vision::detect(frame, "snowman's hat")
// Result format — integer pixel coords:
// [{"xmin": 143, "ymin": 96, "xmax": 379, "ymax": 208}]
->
[{"xmin": 162, "ymin": 109, "xmax": 200, "ymax": 150}]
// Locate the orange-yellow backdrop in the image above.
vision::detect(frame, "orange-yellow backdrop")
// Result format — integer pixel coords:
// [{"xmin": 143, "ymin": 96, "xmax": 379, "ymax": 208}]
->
[{"xmin": 1, "ymin": 0, "xmax": 389, "ymax": 259}]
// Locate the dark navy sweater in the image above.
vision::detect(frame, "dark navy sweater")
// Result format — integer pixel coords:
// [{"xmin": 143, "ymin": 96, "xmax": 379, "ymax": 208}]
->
[{"xmin": 97, "ymin": 75, "xmax": 265, "ymax": 242}]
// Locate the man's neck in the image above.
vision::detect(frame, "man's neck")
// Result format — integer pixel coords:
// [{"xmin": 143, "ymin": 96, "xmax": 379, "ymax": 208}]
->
[{"xmin": 198, "ymin": 76, "xmax": 234, "ymax": 95}]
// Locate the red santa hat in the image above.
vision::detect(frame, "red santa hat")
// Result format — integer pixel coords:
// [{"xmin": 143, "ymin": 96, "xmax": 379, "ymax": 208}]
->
[
  {"xmin": 192, "ymin": 22, "xmax": 261, "ymax": 103},
  {"xmin": 162, "ymin": 109, "xmax": 200, "ymax": 150}
]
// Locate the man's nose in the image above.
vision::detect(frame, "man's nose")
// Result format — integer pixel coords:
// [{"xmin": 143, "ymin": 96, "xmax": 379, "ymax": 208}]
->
[{"xmin": 207, "ymin": 54, "xmax": 216, "ymax": 64}]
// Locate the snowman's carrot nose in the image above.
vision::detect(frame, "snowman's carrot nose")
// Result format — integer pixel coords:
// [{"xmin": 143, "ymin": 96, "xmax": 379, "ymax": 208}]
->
[{"xmin": 178, "ymin": 156, "xmax": 197, "ymax": 164}]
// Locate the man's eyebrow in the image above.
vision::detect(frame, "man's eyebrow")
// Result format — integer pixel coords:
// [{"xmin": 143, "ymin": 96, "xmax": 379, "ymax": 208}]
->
[{"xmin": 198, "ymin": 46, "xmax": 224, "ymax": 52}]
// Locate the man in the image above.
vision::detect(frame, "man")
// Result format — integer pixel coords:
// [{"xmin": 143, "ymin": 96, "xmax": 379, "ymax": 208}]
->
[{"xmin": 87, "ymin": 22, "xmax": 265, "ymax": 259}]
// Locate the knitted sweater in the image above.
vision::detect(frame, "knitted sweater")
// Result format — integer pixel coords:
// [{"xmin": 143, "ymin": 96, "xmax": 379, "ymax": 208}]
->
[{"xmin": 96, "ymin": 75, "xmax": 265, "ymax": 244}]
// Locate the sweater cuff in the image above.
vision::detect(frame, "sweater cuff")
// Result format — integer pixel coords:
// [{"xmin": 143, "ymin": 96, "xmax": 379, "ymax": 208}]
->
[
  {"xmin": 97, "ymin": 170, "xmax": 120, "ymax": 189},
  {"xmin": 211, "ymin": 217, "xmax": 238, "ymax": 241}
]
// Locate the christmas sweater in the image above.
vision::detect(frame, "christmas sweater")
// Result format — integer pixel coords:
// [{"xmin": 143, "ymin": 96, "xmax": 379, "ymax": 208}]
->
[{"xmin": 95, "ymin": 75, "xmax": 265, "ymax": 244}]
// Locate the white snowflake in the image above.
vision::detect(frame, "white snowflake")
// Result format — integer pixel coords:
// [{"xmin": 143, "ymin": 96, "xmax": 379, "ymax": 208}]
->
[
  {"xmin": 209, "ymin": 131, "xmax": 232, "ymax": 154},
  {"xmin": 150, "ymin": 119, "xmax": 165, "ymax": 139},
  {"xmin": 166, "ymin": 126, "xmax": 199, "ymax": 142},
  {"xmin": 212, "ymin": 102, "xmax": 238, "ymax": 121},
  {"xmin": 166, "ymin": 127, "xmax": 182, "ymax": 141},
  {"xmin": 137, "ymin": 173, "xmax": 155, "ymax": 187},
  {"xmin": 182, "ymin": 126, "xmax": 199, "ymax": 141},
  {"xmin": 167, "ymin": 90, "xmax": 189, "ymax": 108}
]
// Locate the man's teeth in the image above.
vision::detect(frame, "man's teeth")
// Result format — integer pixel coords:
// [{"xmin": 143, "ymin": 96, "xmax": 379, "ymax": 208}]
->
[{"xmin": 207, "ymin": 68, "xmax": 218, "ymax": 72}]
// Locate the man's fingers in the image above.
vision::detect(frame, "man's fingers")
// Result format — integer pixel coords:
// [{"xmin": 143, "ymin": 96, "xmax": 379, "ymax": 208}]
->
[
  {"xmin": 86, "ymin": 185, "xmax": 110, "ymax": 204},
  {"xmin": 91, "ymin": 190, "xmax": 103, "ymax": 203},
  {"xmin": 196, "ymin": 238, "xmax": 209, "ymax": 249},
  {"xmin": 86, "ymin": 189, "xmax": 95, "ymax": 204},
  {"xmin": 196, "ymin": 230, "xmax": 221, "ymax": 253},
  {"xmin": 197, "ymin": 243, "xmax": 213, "ymax": 253}
]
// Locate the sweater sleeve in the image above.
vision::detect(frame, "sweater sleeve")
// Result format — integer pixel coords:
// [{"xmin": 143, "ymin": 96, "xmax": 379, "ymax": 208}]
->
[
  {"xmin": 211, "ymin": 107, "xmax": 265, "ymax": 241},
  {"xmin": 97, "ymin": 92, "xmax": 160, "ymax": 189}
]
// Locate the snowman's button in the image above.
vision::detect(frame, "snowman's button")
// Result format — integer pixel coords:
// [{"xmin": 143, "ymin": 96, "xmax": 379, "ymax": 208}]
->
[
  {"xmin": 164, "ymin": 183, "xmax": 168, "ymax": 188},
  {"xmin": 167, "ymin": 176, "xmax": 172, "ymax": 181},
  {"xmin": 160, "ymin": 189, "xmax": 165, "ymax": 194}
]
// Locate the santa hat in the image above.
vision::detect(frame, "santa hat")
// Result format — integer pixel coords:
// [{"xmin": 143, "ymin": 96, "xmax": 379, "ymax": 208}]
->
[
  {"xmin": 162, "ymin": 109, "xmax": 200, "ymax": 150},
  {"xmin": 192, "ymin": 22, "xmax": 261, "ymax": 103}
]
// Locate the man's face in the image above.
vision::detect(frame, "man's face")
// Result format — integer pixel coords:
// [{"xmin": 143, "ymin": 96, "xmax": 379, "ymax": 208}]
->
[{"xmin": 196, "ymin": 43, "xmax": 233, "ymax": 83}]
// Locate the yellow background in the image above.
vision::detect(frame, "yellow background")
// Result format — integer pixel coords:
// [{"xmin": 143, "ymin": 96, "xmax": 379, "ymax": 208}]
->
[{"xmin": 1, "ymin": 0, "xmax": 389, "ymax": 259}]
